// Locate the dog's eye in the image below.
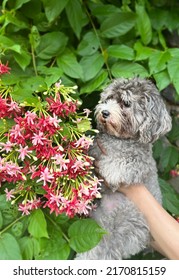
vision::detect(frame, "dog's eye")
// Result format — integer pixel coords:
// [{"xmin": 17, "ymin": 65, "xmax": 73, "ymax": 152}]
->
[{"xmin": 123, "ymin": 100, "xmax": 131, "ymax": 108}]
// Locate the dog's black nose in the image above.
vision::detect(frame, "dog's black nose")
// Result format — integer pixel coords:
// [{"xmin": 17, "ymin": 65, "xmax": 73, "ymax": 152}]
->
[{"xmin": 101, "ymin": 110, "xmax": 110, "ymax": 118}]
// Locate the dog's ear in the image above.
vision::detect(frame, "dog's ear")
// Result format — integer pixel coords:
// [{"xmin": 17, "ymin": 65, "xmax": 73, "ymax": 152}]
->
[{"xmin": 139, "ymin": 94, "xmax": 172, "ymax": 143}]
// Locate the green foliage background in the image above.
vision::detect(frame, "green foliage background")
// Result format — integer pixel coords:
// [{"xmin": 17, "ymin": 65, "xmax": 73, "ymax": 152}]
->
[{"xmin": 0, "ymin": 0, "xmax": 179, "ymax": 260}]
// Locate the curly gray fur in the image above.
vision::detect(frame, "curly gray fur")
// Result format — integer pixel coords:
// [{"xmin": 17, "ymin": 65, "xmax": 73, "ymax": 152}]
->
[{"xmin": 76, "ymin": 77, "xmax": 172, "ymax": 260}]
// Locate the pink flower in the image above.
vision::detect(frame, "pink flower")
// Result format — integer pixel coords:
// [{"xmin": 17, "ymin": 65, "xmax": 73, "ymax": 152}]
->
[
  {"xmin": 17, "ymin": 145, "xmax": 32, "ymax": 161},
  {"xmin": 25, "ymin": 111, "xmax": 37, "ymax": 125},
  {"xmin": 75, "ymin": 136, "xmax": 93, "ymax": 149},
  {"xmin": 29, "ymin": 165, "xmax": 37, "ymax": 174},
  {"xmin": 0, "ymin": 141, "xmax": 15, "ymax": 153},
  {"xmin": 36, "ymin": 167, "xmax": 54, "ymax": 186},
  {"xmin": 32, "ymin": 131, "xmax": 46, "ymax": 145},
  {"xmin": 72, "ymin": 159, "xmax": 90, "ymax": 173},
  {"xmin": 49, "ymin": 192, "xmax": 63, "ymax": 207},
  {"xmin": 7, "ymin": 100, "xmax": 21, "ymax": 113},
  {"xmin": 26, "ymin": 197, "xmax": 41, "ymax": 210},
  {"xmin": 18, "ymin": 203, "xmax": 30, "ymax": 215},
  {"xmin": 48, "ymin": 114, "xmax": 62, "ymax": 128},
  {"xmin": 83, "ymin": 108, "xmax": 92, "ymax": 117},
  {"xmin": 75, "ymin": 199, "xmax": 92, "ymax": 215},
  {"xmin": 5, "ymin": 162, "xmax": 22, "ymax": 177},
  {"xmin": 52, "ymin": 154, "xmax": 70, "ymax": 172},
  {"xmin": 9, "ymin": 124, "xmax": 23, "ymax": 139},
  {"xmin": 4, "ymin": 188, "xmax": 15, "ymax": 201},
  {"xmin": 55, "ymin": 81, "xmax": 62, "ymax": 89}
]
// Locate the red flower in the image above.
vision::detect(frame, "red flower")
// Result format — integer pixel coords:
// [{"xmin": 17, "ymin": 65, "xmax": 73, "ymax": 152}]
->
[
  {"xmin": 0, "ymin": 62, "xmax": 11, "ymax": 75},
  {"xmin": 170, "ymin": 170, "xmax": 179, "ymax": 177},
  {"xmin": 0, "ymin": 96, "xmax": 8, "ymax": 118},
  {"xmin": 46, "ymin": 94, "xmax": 77, "ymax": 117}
]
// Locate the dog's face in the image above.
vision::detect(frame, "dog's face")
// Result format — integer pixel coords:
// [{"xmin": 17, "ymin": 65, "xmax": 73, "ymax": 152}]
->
[{"xmin": 95, "ymin": 77, "xmax": 172, "ymax": 143}]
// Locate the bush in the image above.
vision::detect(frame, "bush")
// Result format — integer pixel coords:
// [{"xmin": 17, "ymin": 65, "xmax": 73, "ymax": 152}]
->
[{"xmin": 0, "ymin": 0, "xmax": 179, "ymax": 259}]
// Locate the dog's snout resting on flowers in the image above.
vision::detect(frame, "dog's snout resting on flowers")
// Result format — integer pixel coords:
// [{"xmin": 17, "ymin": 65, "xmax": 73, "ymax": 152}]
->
[{"xmin": 76, "ymin": 77, "xmax": 172, "ymax": 260}]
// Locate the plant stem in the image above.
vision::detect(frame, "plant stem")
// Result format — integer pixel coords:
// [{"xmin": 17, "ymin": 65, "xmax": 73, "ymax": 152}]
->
[
  {"xmin": 44, "ymin": 213, "xmax": 70, "ymax": 243},
  {"xmin": 0, "ymin": 215, "xmax": 25, "ymax": 235},
  {"xmin": 83, "ymin": 2, "xmax": 113, "ymax": 80},
  {"xmin": 31, "ymin": 45, "xmax": 38, "ymax": 76}
]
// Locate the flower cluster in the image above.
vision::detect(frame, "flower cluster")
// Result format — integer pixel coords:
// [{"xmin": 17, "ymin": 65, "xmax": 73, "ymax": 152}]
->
[{"xmin": 0, "ymin": 72, "xmax": 101, "ymax": 217}]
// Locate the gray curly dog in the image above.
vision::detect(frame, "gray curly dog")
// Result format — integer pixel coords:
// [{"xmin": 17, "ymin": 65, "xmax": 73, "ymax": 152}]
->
[{"xmin": 76, "ymin": 77, "xmax": 172, "ymax": 260}]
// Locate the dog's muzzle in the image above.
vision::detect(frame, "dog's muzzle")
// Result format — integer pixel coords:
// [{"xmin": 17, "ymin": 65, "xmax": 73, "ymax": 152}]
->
[{"xmin": 101, "ymin": 110, "xmax": 110, "ymax": 119}]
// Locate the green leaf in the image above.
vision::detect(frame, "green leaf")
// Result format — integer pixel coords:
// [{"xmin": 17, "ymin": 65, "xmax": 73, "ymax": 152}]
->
[
  {"xmin": 37, "ymin": 66, "xmax": 63, "ymax": 87},
  {"xmin": 32, "ymin": 237, "xmax": 41, "ymax": 258},
  {"xmin": 65, "ymin": 0, "xmax": 88, "ymax": 38},
  {"xmin": 100, "ymin": 12, "xmax": 136, "ymax": 38},
  {"xmin": 77, "ymin": 31, "xmax": 100, "ymax": 56},
  {"xmin": 0, "ymin": 195, "xmax": 11, "ymax": 211},
  {"xmin": 13, "ymin": 0, "xmax": 31, "ymax": 9},
  {"xmin": 11, "ymin": 88, "xmax": 39, "ymax": 104},
  {"xmin": 11, "ymin": 222, "xmax": 24, "ymax": 238},
  {"xmin": 158, "ymin": 30, "xmax": 167, "ymax": 49},
  {"xmin": 80, "ymin": 70, "xmax": 108, "ymax": 94},
  {"xmin": 167, "ymin": 49, "xmax": 179, "ymax": 95},
  {"xmin": 50, "ymin": 213, "xmax": 70, "ymax": 226},
  {"xmin": 11, "ymin": 76, "xmax": 46, "ymax": 104},
  {"xmin": 0, "ymin": 211, "xmax": 3, "ymax": 230},
  {"xmin": 14, "ymin": 50, "xmax": 31, "ymax": 71},
  {"xmin": 28, "ymin": 209, "xmax": 49, "ymax": 238},
  {"xmin": 153, "ymin": 139, "xmax": 163, "ymax": 160},
  {"xmin": 0, "ymin": 35, "xmax": 21, "ymax": 53},
  {"xmin": 159, "ymin": 146, "xmax": 179, "ymax": 171},
  {"xmin": 88, "ymin": 3, "xmax": 121, "ymax": 21},
  {"xmin": 77, "ymin": 119, "xmax": 91, "ymax": 133},
  {"xmin": 1, "ymin": 202, "xmax": 19, "ymax": 226},
  {"xmin": 80, "ymin": 52, "xmax": 104, "ymax": 82},
  {"xmin": 19, "ymin": 237, "xmax": 34, "ymax": 260},
  {"xmin": 36, "ymin": 222, "xmax": 70, "ymax": 260},
  {"xmin": 135, "ymin": 4, "xmax": 152, "ymax": 45},
  {"xmin": 68, "ymin": 219, "xmax": 106, "ymax": 253},
  {"xmin": 111, "ymin": 62, "xmax": 149, "ymax": 78},
  {"xmin": 5, "ymin": 11, "xmax": 29, "ymax": 30},
  {"xmin": 20, "ymin": 0, "xmax": 41, "ymax": 19},
  {"xmin": 57, "ymin": 49, "xmax": 83, "ymax": 79},
  {"xmin": 2, "ymin": 0, "xmax": 8, "ymax": 9},
  {"xmin": 60, "ymin": 123, "xmax": 72, "ymax": 139},
  {"xmin": 159, "ymin": 179, "xmax": 179, "ymax": 215},
  {"xmin": 107, "ymin": 45, "xmax": 134, "ymax": 60},
  {"xmin": 167, "ymin": 118, "xmax": 179, "ymax": 143},
  {"xmin": 154, "ymin": 70, "xmax": 171, "ymax": 91},
  {"xmin": 37, "ymin": 236, "xmax": 70, "ymax": 260},
  {"xmin": 29, "ymin": 26, "xmax": 41, "ymax": 50},
  {"xmin": 149, "ymin": 50, "xmax": 171, "ymax": 75},
  {"xmin": 42, "ymin": 0, "xmax": 69, "ymax": 22},
  {"xmin": 20, "ymin": 76, "xmax": 46, "ymax": 92},
  {"xmin": 149, "ymin": 8, "xmax": 169, "ymax": 31},
  {"xmin": 0, "ymin": 233, "xmax": 22, "ymax": 260},
  {"xmin": 36, "ymin": 32, "xmax": 68, "ymax": 60},
  {"xmin": 134, "ymin": 41, "xmax": 154, "ymax": 61}
]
